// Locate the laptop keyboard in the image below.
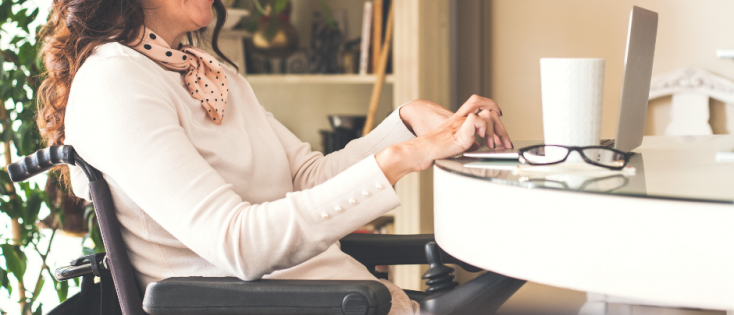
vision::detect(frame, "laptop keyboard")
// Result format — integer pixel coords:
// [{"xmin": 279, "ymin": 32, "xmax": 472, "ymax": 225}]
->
[{"xmin": 600, "ymin": 139, "xmax": 615, "ymax": 148}]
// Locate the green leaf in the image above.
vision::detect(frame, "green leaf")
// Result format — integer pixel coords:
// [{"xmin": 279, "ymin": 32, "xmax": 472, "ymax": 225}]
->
[
  {"xmin": 22, "ymin": 184, "xmax": 46, "ymax": 219},
  {"xmin": 27, "ymin": 8, "xmax": 39, "ymax": 25},
  {"xmin": 9, "ymin": 35, "xmax": 23, "ymax": 46},
  {"xmin": 55, "ymin": 278, "xmax": 68, "ymax": 302},
  {"xmin": 87, "ymin": 210, "xmax": 105, "ymax": 253},
  {"xmin": 0, "ymin": 2, "xmax": 9, "ymax": 22},
  {"xmin": 22, "ymin": 191, "xmax": 43, "ymax": 225},
  {"xmin": 1, "ymin": 124, "xmax": 15, "ymax": 143},
  {"xmin": 17, "ymin": 42, "xmax": 34, "ymax": 67},
  {"xmin": 84, "ymin": 205, "xmax": 95, "ymax": 218},
  {"xmin": 15, "ymin": 120, "xmax": 41, "ymax": 155},
  {"xmin": 32, "ymin": 303, "xmax": 43, "ymax": 315},
  {"xmin": 251, "ymin": 0, "xmax": 267, "ymax": 16},
  {"xmin": 0, "ymin": 55, "xmax": 5, "ymax": 77},
  {"xmin": 0, "ymin": 267, "xmax": 10, "ymax": 293},
  {"xmin": 12, "ymin": 9, "xmax": 28, "ymax": 23},
  {"xmin": 317, "ymin": 0, "xmax": 338, "ymax": 30},
  {"xmin": 1, "ymin": 244, "xmax": 26, "ymax": 281},
  {"xmin": 0, "ymin": 197, "xmax": 23, "ymax": 219},
  {"xmin": 0, "ymin": 170, "xmax": 11, "ymax": 195},
  {"xmin": 0, "ymin": 85, "xmax": 11, "ymax": 102},
  {"xmin": 274, "ymin": 0, "xmax": 289, "ymax": 15}
]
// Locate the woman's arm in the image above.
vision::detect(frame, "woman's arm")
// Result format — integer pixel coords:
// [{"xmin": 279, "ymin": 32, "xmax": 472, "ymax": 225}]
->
[
  {"xmin": 263, "ymin": 109, "xmax": 414, "ymax": 191},
  {"xmin": 65, "ymin": 55, "xmax": 401, "ymax": 281},
  {"xmin": 257, "ymin": 73, "xmax": 511, "ymax": 191},
  {"xmin": 247, "ymin": 75, "xmax": 414, "ymax": 191}
]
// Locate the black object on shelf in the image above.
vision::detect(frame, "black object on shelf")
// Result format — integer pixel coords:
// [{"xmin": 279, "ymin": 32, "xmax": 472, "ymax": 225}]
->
[{"xmin": 321, "ymin": 115, "xmax": 366, "ymax": 154}]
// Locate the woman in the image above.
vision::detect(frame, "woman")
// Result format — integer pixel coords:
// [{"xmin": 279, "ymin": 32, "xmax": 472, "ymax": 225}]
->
[{"xmin": 38, "ymin": 0, "xmax": 512, "ymax": 313}]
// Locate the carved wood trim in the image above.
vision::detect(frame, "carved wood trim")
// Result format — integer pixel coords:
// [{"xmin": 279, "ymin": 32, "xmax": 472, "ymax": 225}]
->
[{"xmin": 649, "ymin": 67, "xmax": 734, "ymax": 103}]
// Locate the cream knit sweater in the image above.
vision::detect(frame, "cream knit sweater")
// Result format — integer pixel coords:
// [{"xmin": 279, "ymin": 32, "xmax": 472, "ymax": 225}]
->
[{"xmin": 65, "ymin": 42, "xmax": 418, "ymax": 314}]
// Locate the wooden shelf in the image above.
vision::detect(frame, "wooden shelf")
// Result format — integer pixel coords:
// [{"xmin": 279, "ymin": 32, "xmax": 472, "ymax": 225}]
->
[
  {"xmin": 219, "ymin": 29, "xmax": 252, "ymax": 39},
  {"xmin": 245, "ymin": 74, "xmax": 394, "ymax": 85}
]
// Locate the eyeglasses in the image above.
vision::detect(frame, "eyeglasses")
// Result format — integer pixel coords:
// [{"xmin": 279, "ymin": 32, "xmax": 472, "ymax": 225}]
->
[
  {"xmin": 521, "ymin": 174, "xmax": 630, "ymax": 192},
  {"xmin": 517, "ymin": 145, "xmax": 631, "ymax": 170}
]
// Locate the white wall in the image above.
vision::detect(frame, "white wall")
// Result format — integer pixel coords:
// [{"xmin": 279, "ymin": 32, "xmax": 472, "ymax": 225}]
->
[{"xmin": 487, "ymin": 0, "xmax": 734, "ymax": 141}]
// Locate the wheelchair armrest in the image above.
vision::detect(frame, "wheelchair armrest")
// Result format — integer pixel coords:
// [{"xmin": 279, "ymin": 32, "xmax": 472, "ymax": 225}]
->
[
  {"xmin": 339, "ymin": 234, "xmax": 482, "ymax": 272},
  {"xmin": 54, "ymin": 253, "xmax": 108, "ymax": 281},
  {"xmin": 142, "ymin": 277, "xmax": 392, "ymax": 315}
]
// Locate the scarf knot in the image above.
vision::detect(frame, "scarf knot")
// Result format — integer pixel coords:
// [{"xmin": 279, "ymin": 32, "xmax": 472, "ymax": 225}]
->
[{"xmin": 131, "ymin": 29, "xmax": 229, "ymax": 124}]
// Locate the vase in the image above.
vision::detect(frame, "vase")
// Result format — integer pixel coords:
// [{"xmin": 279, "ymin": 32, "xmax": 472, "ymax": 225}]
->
[{"xmin": 250, "ymin": 9, "xmax": 299, "ymax": 58}]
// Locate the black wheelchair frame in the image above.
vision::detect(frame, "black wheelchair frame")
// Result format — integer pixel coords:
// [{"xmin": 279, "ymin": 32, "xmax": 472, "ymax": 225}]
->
[{"xmin": 8, "ymin": 146, "xmax": 525, "ymax": 315}]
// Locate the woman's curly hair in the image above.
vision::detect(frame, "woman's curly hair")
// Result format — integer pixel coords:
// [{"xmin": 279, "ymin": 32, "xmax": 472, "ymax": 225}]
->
[{"xmin": 37, "ymin": 0, "xmax": 236, "ymax": 183}]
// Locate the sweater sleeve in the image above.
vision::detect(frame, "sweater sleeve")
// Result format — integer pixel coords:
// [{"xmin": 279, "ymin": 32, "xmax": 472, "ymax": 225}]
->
[
  {"xmin": 261, "ymin": 98, "xmax": 416, "ymax": 191},
  {"xmin": 65, "ymin": 55, "xmax": 402, "ymax": 281}
]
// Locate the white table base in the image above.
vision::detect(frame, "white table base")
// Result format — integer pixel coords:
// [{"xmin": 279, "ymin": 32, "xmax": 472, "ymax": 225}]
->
[{"xmin": 433, "ymin": 166, "xmax": 734, "ymax": 311}]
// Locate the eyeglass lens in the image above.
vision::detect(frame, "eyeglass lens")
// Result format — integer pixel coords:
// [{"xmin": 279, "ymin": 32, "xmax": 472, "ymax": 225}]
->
[
  {"xmin": 580, "ymin": 148, "xmax": 626, "ymax": 168},
  {"xmin": 521, "ymin": 146, "xmax": 567, "ymax": 164}
]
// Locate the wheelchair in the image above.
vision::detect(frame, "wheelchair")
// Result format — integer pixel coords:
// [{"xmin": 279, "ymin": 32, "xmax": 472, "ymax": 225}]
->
[{"xmin": 8, "ymin": 146, "xmax": 525, "ymax": 315}]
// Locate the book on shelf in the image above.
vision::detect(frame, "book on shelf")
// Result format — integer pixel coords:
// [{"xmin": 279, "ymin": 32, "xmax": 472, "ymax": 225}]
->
[
  {"xmin": 372, "ymin": 0, "xmax": 383, "ymax": 75},
  {"xmin": 368, "ymin": 0, "xmax": 392, "ymax": 75},
  {"xmin": 359, "ymin": 1, "xmax": 373, "ymax": 75},
  {"xmin": 382, "ymin": 0, "xmax": 392, "ymax": 74}
]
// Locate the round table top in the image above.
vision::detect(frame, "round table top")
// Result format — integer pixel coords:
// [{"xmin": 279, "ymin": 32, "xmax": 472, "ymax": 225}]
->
[{"xmin": 435, "ymin": 135, "xmax": 734, "ymax": 204}]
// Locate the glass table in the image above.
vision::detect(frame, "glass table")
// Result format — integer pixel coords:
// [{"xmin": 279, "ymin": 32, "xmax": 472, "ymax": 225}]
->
[
  {"xmin": 432, "ymin": 135, "xmax": 734, "ymax": 311},
  {"xmin": 436, "ymin": 135, "xmax": 734, "ymax": 204}
]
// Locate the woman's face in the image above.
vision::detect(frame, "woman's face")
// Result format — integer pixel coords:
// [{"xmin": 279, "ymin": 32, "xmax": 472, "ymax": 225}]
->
[
  {"xmin": 179, "ymin": 0, "xmax": 215, "ymax": 29},
  {"xmin": 144, "ymin": 0, "xmax": 214, "ymax": 39}
]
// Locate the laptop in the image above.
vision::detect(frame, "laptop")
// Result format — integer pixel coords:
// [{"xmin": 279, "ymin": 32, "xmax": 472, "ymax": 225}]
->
[{"xmin": 464, "ymin": 6, "xmax": 658, "ymax": 159}]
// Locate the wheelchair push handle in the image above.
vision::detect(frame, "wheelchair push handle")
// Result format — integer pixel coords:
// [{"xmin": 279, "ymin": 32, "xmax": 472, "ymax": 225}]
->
[{"xmin": 7, "ymin": 145, "xmax": 76, "ymax": 182}]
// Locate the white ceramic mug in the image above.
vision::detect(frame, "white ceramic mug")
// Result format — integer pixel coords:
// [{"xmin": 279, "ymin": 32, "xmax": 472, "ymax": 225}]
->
[{"xmin": 540, "ymin": 58, "xmax": 605, "ymax": 162}]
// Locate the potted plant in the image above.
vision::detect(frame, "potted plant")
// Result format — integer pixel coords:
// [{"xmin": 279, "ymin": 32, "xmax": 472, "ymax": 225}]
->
[
  {"xmin": 248, "ymin": 0, "xmax": 300, "ymax": 59},
  {"xmin": 0, "ymin": 1, "xmax": 103, "ymax": 314}
]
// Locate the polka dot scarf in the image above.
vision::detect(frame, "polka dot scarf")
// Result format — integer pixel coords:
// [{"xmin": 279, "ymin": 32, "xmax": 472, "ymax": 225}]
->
[{"xmin": 131, "ymin": 29, "xmax": 229, "ymax": 124}]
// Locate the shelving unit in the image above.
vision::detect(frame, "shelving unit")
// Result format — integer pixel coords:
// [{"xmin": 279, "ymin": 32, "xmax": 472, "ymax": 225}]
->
[
  {"xmin": 245, "ymin": 74, "xmax": 395, "ymax": 84},
  {"xmin": 236, "ymin": 0, "xmax": 397, "ymax": 153}
]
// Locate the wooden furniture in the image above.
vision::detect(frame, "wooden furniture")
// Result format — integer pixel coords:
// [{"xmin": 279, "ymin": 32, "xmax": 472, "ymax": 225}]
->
[
  {"xmin": 433, "ymin": 135, "xmax": 734, "ymax": 312},
  {"xmin": 216, "ymin": 29, "xmax": 251, "ymax": 76},
  {"xmin": 649, "ymin": 67, "xmax": 734, "ymax": 135}
]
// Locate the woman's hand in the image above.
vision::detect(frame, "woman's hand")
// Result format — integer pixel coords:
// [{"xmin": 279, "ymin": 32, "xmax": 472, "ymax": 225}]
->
[
  {"xmin": 400, "ymin": 95, "xmax": 512, "ymax": 149},
  {"xmin": 377, "ymin": 97, "xmax": 513, "ymax": 185},
  {"xmin": 399, "ymin": 99, "xmax": 453, "ymax": 136}
]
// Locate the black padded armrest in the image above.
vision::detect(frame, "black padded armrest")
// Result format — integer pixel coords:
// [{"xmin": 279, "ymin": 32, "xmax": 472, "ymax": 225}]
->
[
  {"xmin": 142, "ymin": 277, "xmax": 391, "ymax": 315},
  {"xmin": 340, "ymin": 234, "xmax": 482, "ymax": 273}
]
